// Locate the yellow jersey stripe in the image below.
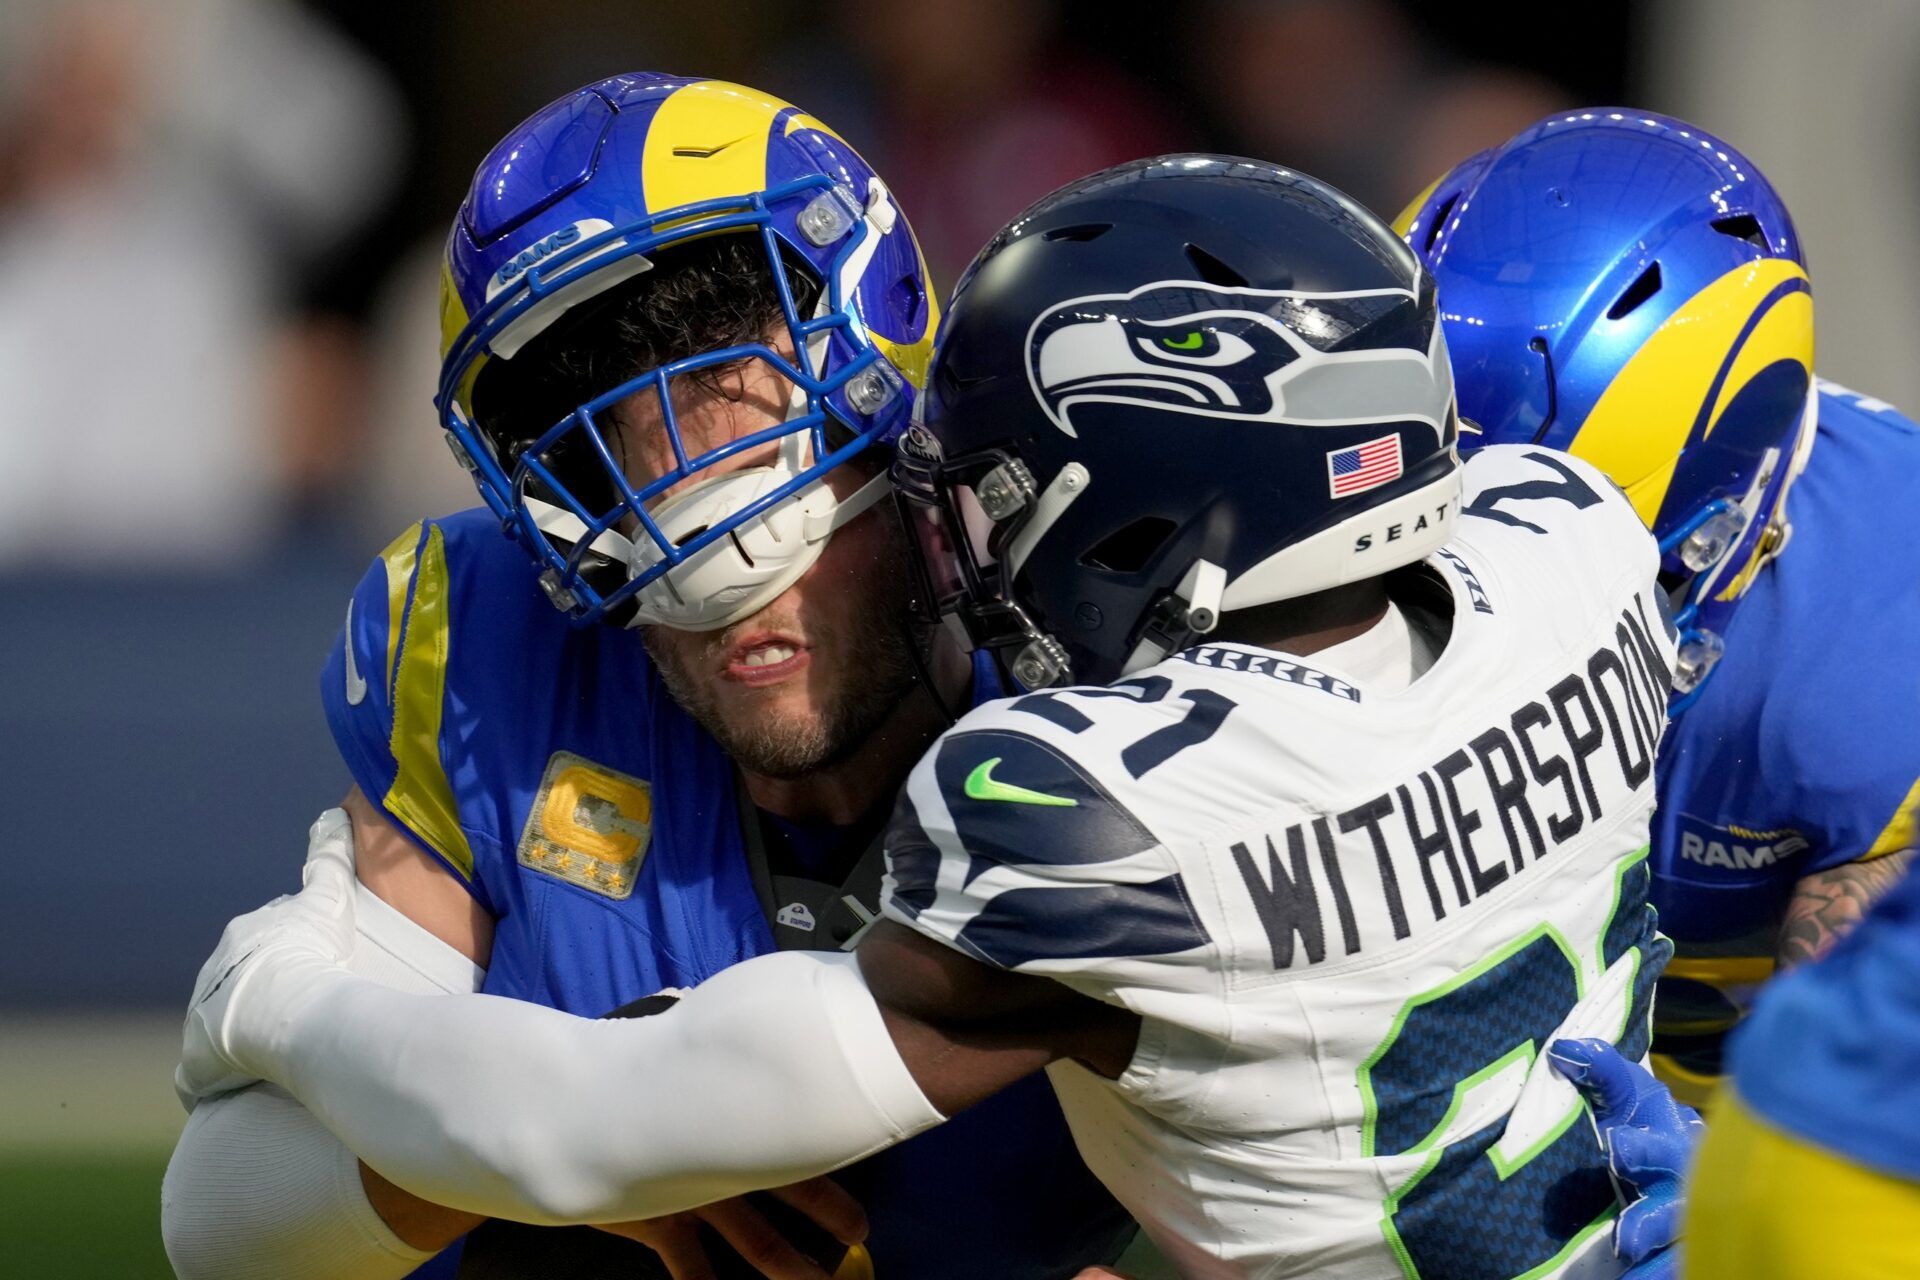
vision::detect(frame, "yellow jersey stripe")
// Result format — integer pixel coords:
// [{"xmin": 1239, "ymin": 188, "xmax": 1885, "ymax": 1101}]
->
[
  {"xmin": 1685, "ymin": 1089, "xmax": 1920, "ymax": 1279},
  {"xmin": 1648, "ymin": 1052, "xmax": 1721, "ymax": 1111},
  {"xmin": 1663, "ymin": 953, "xmax": 1777, "ymax": 988},
  {"xmin": 1866, "ymin": 773, "xmax": 1920, "ymax": 858},
  {"xmin": 379, "ymin": 521, "xmax": 423, "ymax": 696},
  {"xmin": 1726, "ymin": 822, "xmax": 1798, "ymax": 840},
  {"xmin": 383, "ymin": 524, "xmax": 475, "ymax": 880}
]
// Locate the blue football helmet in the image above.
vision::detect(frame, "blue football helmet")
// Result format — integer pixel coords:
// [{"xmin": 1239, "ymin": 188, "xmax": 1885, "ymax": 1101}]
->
[
  {"xmin": 896, "ymin": 155, "xmax": 1462, "ymax": 688},
  {"xmin": 437, "ymin": 74, "xmax": 938, "ymax": 629},
  {"xmin": 1400, "ymin": 109, "xmax": 1816, "ymax": 709}
]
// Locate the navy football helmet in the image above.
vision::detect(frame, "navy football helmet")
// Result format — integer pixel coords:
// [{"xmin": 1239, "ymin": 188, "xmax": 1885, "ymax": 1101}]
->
[
  {"xmin": 896, "ymin": 155, "xmax": 1462, "ymax": 688},
  {"xmin": 1400, "ymin": 110, "xmax": 1815, "ymax": 709}
]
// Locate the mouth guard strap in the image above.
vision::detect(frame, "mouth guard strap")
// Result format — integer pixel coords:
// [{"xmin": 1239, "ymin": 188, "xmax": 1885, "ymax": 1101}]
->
[{"xmin": 803, "ymin": 471, "xmax": 891, "ymax": 542}]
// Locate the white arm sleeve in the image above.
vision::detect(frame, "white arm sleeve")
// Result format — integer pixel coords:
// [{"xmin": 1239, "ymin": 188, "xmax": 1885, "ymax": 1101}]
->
[
  {"xmin": 256, "ymin": 949, "xmax": 945, "ymax": 1225},
  {"xmin": 161, "ymin": 882, "xmax": 484, "ymax": 1280}
]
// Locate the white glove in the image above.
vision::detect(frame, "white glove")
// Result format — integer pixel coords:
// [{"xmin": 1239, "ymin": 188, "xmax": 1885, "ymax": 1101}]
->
[{"xmin": 177, "ymin": 808, "xmax": 360, "ymax": 1103}]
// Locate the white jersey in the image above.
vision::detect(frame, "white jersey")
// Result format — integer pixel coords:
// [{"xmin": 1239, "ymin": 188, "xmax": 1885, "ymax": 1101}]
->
[{"xmin": 882, "ymin": 447, "xmax": 1675, "ymax": 1280}]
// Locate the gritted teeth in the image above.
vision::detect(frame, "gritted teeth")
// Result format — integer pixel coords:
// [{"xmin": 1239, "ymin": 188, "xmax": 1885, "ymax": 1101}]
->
[{"xmin": 739, "ymin": 644, "xmax": 799, "ymax": 668}]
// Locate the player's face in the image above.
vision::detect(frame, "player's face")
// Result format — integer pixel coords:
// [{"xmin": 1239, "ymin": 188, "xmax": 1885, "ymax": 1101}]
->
[
  {"xmin": 615, "ymin": 331, "xmax": 924, "ymax": 780},
  {"xmin": 603, "ymin": 339, "xmax": 797, "ymax": 499}
]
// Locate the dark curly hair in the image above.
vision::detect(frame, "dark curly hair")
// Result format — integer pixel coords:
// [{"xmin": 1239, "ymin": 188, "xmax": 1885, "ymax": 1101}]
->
[{"xmin": 471, "ymin": 233, "xmax": 819, "ymax": 483}]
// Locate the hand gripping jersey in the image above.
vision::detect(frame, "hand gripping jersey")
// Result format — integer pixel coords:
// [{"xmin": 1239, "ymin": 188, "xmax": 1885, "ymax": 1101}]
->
[
  {"xmin": 320, "ymin": 508, "xmax": 1130, "ymax": 1279},
  {"xmin": 1648, "ymin": 382, "xmax": 1920, "ymax": 1097},
  {"xmin": 884, "ymin": 448, "xmax": 1675, "ymax": 1280}
]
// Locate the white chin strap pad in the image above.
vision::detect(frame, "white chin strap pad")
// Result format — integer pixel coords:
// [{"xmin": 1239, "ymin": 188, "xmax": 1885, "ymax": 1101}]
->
[{"xmin": 627, "ymin": 466, "xmax": 890, "ymax": 631}]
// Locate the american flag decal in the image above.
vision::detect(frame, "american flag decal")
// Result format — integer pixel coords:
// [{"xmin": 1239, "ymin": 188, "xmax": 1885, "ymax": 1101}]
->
[{"xmin": 1326, "ymin": 435, "xmax": 1403, "ymax": 497}]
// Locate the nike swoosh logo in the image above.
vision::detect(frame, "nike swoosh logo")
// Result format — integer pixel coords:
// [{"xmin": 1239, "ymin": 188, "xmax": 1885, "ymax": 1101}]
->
[
  {"xmin": 964, "ymin": 758, "xmax": 1078, "ymax": 807},
  {"xmin": 343, "ymin": 600, "xmax": 367, "ymax": 705}
]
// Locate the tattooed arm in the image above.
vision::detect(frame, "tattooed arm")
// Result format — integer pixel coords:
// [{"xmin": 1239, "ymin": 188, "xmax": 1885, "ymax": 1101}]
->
[{"xmin": 1776, "ymin": 851, "xmax": 1912, "ymax": 968}]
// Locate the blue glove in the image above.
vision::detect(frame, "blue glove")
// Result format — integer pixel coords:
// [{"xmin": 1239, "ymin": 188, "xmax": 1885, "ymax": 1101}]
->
[{"xmin": 1548, "ymin": 1037, "xmax": 1705, "ymax": 1278}]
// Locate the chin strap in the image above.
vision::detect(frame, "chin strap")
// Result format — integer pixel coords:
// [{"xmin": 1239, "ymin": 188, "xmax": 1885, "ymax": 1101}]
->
[
  {"xmin": 803, "ymin": 470, "xmax": 891, "ymax": 541},
  {"xmin": 1002, "ymin": 462, "xmax": 1091, "ymax": 583},
  {"xmin": 526, "ymin": 498, "xmax": 635, "ymax": 562}
]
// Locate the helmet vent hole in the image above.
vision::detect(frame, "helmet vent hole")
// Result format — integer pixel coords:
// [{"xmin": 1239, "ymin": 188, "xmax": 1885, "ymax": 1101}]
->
[
  {"xmin": 1184, "ymin": 244, "xmax": 1248, "ymax": 288},
  {"xmin": 1082, "ymin": 517, "xmax": 1179, "ymax": 574},
  {"xmin": 1423, "ymin": 193, "xmax": 1460, "ymax": 254},
  {"xmin": 674, "ymin": 524, "xmax": 710, "ymax": 548},
  {"xmin": 893, "ymin": 273, "xmax": 926, "ymax": 326},
  {"xmin": 1607, "ymin": 262, "xmax": 1663, "ymax": 320},
  {"xmin": 1711, "ymin": 213, "xmax": 1768, "ymax": 249},
  {"xmin": 1043, "ymin": 223, "xmax": 1112, "ymax": 242},
  {"xmin": 728, "ymin": 530, "xmax": 755, "ymax": 567}
]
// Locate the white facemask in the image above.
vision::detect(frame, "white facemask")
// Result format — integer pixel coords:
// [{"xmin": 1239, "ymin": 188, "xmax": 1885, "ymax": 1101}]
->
[{"xmin": 625, "ymin": 459, "xmax": 889, "ymax": 630}]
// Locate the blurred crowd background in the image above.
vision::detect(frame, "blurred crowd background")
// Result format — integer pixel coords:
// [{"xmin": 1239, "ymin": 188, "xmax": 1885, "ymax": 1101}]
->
[
  {"xmin": 0, "ymin": 0, "xmax": 1654, "ymax": 577},
  {"xmin": 0, "ymin": 0, "xmax": 1916, "ymax": 1259}
]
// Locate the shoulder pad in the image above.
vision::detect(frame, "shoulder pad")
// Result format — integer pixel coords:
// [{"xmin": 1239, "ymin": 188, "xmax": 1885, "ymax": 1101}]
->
[
  {"xmin": 883, "ymin": 725, "xmax": 1210, "ymax": 969},
  {"xmin": 930, "ymin": 727, "xmax": 1158, "ymax": 882},
  {"xmin": 1458, "ymin": 445, "xmax": 1656, "ymax": 583}
]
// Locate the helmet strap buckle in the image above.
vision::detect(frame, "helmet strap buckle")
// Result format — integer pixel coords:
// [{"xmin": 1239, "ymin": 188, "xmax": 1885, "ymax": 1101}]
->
[
  {"xmin": 1123, "ymin": 558, "xmax": 1226, "ymax": 675},
  {"xmin": 1010, "ymin": 635, "xmax": 1072, "ymax": 690},
  {"xmin": 949, "ymin": 597, "xmax": 1067, "ymax": 690},
  {"xmin": 973, "ymin": 459, "xmax": 1037, "ymax": 522}
]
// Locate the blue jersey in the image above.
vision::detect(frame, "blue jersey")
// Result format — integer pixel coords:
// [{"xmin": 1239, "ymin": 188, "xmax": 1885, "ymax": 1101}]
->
[
  {"xmin": 1728, "ymin": 860, "xmax": 1920, "ymax": 1179},
  {"xmin": 1649, "ymin": 383, "xmax": 1920, "ymax": 1071},
  {"xmin": 321, "ymin": 508, "xmax": 1131, "ymax": 1277}
]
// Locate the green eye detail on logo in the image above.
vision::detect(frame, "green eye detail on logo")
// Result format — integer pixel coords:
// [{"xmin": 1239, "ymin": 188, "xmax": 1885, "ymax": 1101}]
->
[
  {"xmin": 963, "ymin": 758, "xmax": 1078, "ymax": 807},
  {"xmin": 1160, "ymin": 330, "xmax": 1206, "ymax": 351}
]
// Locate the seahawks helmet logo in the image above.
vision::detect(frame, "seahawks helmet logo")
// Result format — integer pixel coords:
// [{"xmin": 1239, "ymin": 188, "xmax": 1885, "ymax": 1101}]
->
[{"xmin": 1025, "ymin": 279, "xmax": 1453, "ymax": 438}]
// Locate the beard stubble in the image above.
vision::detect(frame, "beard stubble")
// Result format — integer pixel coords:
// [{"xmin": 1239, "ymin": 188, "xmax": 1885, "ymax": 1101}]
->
[{"xmin": 643, "ymin": 536, "xmax": 929, "ymax": 781}]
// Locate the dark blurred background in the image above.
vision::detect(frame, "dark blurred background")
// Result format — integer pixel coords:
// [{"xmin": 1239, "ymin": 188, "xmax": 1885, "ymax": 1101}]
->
[{"xmin": 1, "ymin": 0, "xmax": 1914, "ymax": 1263}]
